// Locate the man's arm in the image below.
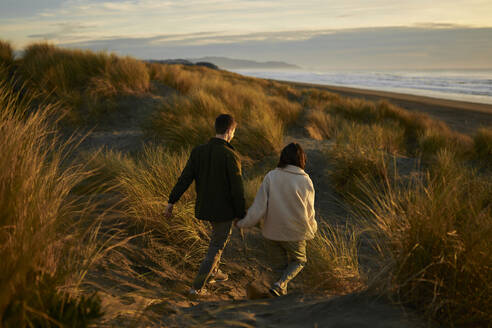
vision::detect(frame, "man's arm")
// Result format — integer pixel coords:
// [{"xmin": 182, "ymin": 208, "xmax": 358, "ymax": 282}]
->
[
  {"xmin": 167, "ymin": 150, "xmax": 195, "ymax": 209},
  {"xmin": 226, "ymin": 152, "xmax": 246, "ymax": 219}
]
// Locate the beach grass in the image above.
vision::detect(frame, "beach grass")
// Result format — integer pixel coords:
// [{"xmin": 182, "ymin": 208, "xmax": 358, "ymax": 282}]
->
[
  {"xmin": 147, "ymin": 64, "xmax": 300, "ymax": 160},
  {"xmin": 0, "ymin": 40, "xmax": 14, "ymax": 67},
  {"xmin": 306, "ymin": 89, "xmax": 478, "ymax": 161},
  {"xmin": 0, "ymin": 78, "xmax": 104, "ymax": 326},
  {"xmin": 473, "ymin": 126, "xmax": 492, "ymax": 166},
  {"xmin": 305, "ymin": 108, "xmax": 339, "ymax": 140},
  {"xmin": 353, "ymin": 151, "xmax": 492, "ymax": 326},
  {"xmin": 110, "ymin": 146, "xmax": 210, "ymax": 265},
  {"xmin": 18, "ymin": 42, "xmax": 150, "ymax": 124},
  {"xmin": 304, "ymin": 222, "xmax": 362, "ymax": 293}
]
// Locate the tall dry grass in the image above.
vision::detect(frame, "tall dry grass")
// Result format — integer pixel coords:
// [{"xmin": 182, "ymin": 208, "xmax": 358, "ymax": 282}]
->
[
  {"xmin": 269, "ymin": 81, "xmax": 301, "ymax": 102},
  {"xmin": 304, "ymin": 90, "xmax": 474, "ymax": 161},
  {"xmin": 147, "ymin": 64, "xmax": 300, "ymax": 160},
  {"xmin": 305, "ymin": 109, "xmax": 339, "ymax": 140},
  {"xmin": 302, "ymin": 88, "xmax": 340, "ymax": 110},
  {"xmin": 148, "ymin": 63, "xmax": 199, "ymax": 94},
  {"xmin": 303, "ymin": 222, "xmax": 362, "ymax": 294},
  {"xmin": 146, "ymin": 93, "xmax": 221, "ymax": 151},
  {"xmin": 354, "ymin": 151, "xmax": 492, "ymax": 326},
  {"xmin": 473, "ymin": 127, "xmax": 492, "ymax": 167},
  {"xmin": 0, "ymin": 40, "xmax": 14, "ymax": 67},
  {"xmin": 0, "ymin": 80, "xmax": 103, "ymax": 326},
  {"xmin": 325, "ymin": 121, "xmax": 398, "ymax": 202},
  {"xmin": 88, "ymin": 146, "xmax": 211, "ymax": 268},
  {"xmin": 0, "ymin": 41, "xmax": 20, "ymax": 96},
  {"xmin": 18, "ymin": 42, "xmax": 150, "ymax": 124}
]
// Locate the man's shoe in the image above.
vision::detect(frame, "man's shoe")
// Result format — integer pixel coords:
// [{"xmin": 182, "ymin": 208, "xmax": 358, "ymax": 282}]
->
[
  {"xmin": 208, "ymin": 269, "xmax": 229, "ymax": 284},
  {"xmin": 188, "ymin": 288, "xmax": 207, "ymax": 296},
  {"xmin": 269, "ymin": 282, "xmax": 287, "ymax": 297}
]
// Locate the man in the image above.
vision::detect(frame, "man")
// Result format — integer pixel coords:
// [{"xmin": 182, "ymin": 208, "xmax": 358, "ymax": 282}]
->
[{"xmin": 164, "ymin": 114, "xmax": 246, "ymax": 295}]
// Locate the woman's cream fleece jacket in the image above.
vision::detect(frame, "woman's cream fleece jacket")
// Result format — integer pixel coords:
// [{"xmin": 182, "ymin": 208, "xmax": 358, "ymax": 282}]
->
[{"xmin": 236, "ymin": 165, "xmax": 317, "ymax": 241}]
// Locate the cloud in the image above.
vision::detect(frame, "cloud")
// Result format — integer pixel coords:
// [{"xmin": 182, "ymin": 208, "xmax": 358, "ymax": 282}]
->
[
  {"xmin": 413, "ymin": 22, "xmax": 468, "ymax": 29},
  {"xmin": 62, "ymin": 29, "xmax": 338, "ymax": 48},
  {"xmin": 3, "ymin": 0, "xmax": 492, "ymax": 47},
  {"xmin": 58, "ymin": 26, "xmax": 492, "ymax": 69},
  {"xmin": 28, "ymin": 22, "xmax": 95, "ymax": 41}
]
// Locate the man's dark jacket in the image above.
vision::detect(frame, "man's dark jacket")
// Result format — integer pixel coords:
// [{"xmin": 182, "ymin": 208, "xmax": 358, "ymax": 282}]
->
[{"xmin": 168, "ymin": 138, "xmax": 246, "ymax": 221}]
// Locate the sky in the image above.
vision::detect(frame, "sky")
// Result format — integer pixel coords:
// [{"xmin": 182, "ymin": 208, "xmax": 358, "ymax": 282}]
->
[{"xmin": 1, "ymin": 0, "xmax": 492, "ymax": 69}]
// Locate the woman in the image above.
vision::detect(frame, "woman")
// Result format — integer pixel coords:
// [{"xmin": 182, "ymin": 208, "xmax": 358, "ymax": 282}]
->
[{"xmin": 236, "ymin": 142, "xmax": 317, "ymax": 296}]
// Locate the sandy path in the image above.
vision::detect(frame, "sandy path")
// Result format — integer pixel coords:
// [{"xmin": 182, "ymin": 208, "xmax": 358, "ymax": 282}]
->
[
  {"xmin": 285, "ymin": 133, "xmax": 346, "ymax": 224},
  {"xmin": 177, "ymin": 293, "xmax": 428, "ymax": 327}
]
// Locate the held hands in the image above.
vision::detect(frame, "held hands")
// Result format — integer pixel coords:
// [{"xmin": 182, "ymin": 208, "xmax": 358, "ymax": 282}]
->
[{"xmin": 164, "ymin": 203, "xmax": 174, "ymax": 219}]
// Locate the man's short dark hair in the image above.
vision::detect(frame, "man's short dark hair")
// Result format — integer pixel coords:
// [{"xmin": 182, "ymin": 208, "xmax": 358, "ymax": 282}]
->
[
  {"xmin": 277, "ymin": 142, "xmax": 307, "ymax": 170},
  {"xmin": 215, "ymin": 114, "xmax": 236, "ymax": 134}
]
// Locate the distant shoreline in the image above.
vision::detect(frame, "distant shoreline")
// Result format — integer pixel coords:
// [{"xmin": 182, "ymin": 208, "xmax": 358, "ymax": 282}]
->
[{"xmin": 278, "ymin": 79, "xmax": 492, "ymax": 135}]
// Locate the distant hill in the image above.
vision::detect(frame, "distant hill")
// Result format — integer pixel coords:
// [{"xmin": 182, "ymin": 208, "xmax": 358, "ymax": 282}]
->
[
  {"xmin": 191, "ymin": 57, "xmax": 300, "ymax": 70},
  {"xmin": 147, "ymin": 57, "xmax": 299, "ymax": 70},
  {"xmin": 146, "ymin": 59, "xmax": 219, "ymax": 70}
]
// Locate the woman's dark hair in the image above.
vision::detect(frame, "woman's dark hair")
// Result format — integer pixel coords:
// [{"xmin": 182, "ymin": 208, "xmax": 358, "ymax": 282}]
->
[
  {"xmin": 215, "ymin": 114, "xmax": 236, "ymax": 134},
  {"xmin": 277, "ymin": 142, "xmax": 306, "ymax": 170}
]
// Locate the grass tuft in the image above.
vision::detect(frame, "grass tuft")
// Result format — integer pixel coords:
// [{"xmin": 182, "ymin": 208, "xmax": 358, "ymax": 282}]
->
[
  {"xmin": 305, "ymin": 109, "xmax": 339, "ymax": 140},
  {"xmin": 0, "ymin": 79, "xmax": 103, "ymax": 326},
  {"xmin": 304, "ymin": 222, "xmax": 362, "ymax": 293},
  {"xmin": 0, "ymin": 40, "xmax": 14, "ymax": 67},
  {"xmin": 89, "ymin": 146, "xmax": 211, "ymax": 267},
  {"xmin": 352, "ymin": 150, "xmax": 492, "ymax": 326},
  {"xmin": 473, "ymin": 127, "xmax": 492, "ymax": 166},
  {"xmin": 149, "ymin": 63, "xmax": 199, "ymax": 94},
  {"xmin": 19, "ymin": 42, "xmax": 150, "ymax": 124}
]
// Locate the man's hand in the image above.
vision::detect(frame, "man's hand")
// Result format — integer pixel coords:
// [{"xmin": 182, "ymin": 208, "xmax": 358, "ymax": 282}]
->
[{"xmin": 164, "ymin": 203, "xmax": 174, "ymax": 219}]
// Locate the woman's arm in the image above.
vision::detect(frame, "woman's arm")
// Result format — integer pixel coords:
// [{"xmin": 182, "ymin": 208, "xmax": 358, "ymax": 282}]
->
[
  {"xmin": 307, "ymin": 177, "xmax": 316, "ymax": 220},
  {"xmin": 236, "ymin": 173, "xmax": 270, "ymax": 228}
]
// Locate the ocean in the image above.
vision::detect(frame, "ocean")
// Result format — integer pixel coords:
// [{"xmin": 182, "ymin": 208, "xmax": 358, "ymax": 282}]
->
[{"xmin": 232, "ymin": 69, "xmax": 492, "ymax": 105}]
